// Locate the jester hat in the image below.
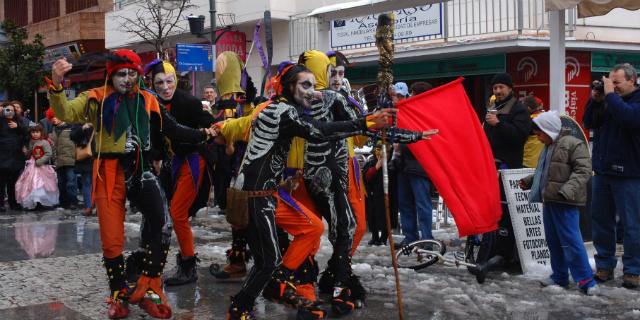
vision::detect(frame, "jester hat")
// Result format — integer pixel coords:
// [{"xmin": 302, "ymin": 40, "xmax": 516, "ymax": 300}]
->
[
  {"xmin": 144, "ymin": 59, "xmax": 177, "ymax": 84},
  {"xmin": 298, "ymin": 50, "xmax": 331, "ymax": 90},
  {"xmin": 326, "ymin": 50, "xmax": 349, "ymax": 68},
  {"xmin": 215, "ymin": 51, "xmax": 245, "ymax": 98},
  {"xmin": 107, "ymin": 49, "xmax": 143, "ymax": 77}
]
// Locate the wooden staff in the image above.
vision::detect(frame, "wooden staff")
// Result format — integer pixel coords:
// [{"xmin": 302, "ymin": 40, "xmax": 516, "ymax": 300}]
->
[{"xmin": 375, "ymin": 12, "xmax": 404, "ymax": 320}]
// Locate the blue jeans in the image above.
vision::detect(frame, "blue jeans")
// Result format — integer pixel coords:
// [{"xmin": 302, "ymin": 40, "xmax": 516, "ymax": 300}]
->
[
  {"xmin": 544, "ymin": 202, "xmax": 594, "ymax": 288},
  {"xmin": 80, "ymin": 172, "xmax": 92, "ymax": 209},
  {"xmin": 397, "ymin": 172, "xmax": 433, "ymax": 243},
  {"xmin": 592, "ymin": 175, "xmax": 640, "ymax": 275},
  {"xmin": 56, "ymin": 166, "xmax": 78, "ymax": 206}
]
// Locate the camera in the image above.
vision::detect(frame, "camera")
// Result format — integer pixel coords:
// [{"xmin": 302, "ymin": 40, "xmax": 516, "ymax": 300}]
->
[{"xmin": 591, "ymin": 80, "xmax": 605, "ymax": 95}]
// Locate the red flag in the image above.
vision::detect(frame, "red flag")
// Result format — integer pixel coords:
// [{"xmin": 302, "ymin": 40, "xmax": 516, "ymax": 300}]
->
[{"xmin": 396, "ymin": 78, "xmax": 501, "ymax": 237}]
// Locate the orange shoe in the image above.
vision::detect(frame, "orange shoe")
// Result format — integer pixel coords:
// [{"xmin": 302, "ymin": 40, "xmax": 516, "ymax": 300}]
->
[
  {"xmin": 296, "ymin": 283, "xmax": 317, "ymax": 302},
  {"xmin": 210, "ymin": 262, "xmax": 247, "ymax": 279},
  {"xmin": 130, "ymin": 275, "xmax": 172, "ymax": 319},
  {"xmin": 106, "ymin": 288, "xmax": 130, "ymax": 319}
]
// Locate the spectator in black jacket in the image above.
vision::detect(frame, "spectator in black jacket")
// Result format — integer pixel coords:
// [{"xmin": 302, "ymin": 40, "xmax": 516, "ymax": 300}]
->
[
  {"xmin": 0, "ymin": 102, "xmax": 28, "ymax": 212},
  {"xmin": 364, "ymin": 143, "xmax": 389, "ymax": 246},
  {"xmin": 470, "ymin": 73, "xmax": 531, "ymax": 283},
  {"xmin": 483, "ymin": 73, "xmax": 531, "ymax": 169}
]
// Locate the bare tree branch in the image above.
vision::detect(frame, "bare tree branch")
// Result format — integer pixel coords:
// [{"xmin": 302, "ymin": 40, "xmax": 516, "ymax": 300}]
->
[{"xmin": 116, "ymin": 0, "xmax": 197, "ymax": 56}]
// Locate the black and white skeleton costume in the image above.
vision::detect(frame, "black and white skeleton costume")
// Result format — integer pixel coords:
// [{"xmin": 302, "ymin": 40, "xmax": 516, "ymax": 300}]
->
[
  {"xmin": 230, "ymin": 99, "xmax": 373, "ymax": 311},
  {"xmin": 303, "ymin": 90, "xmax": 423, "ymax": 287}
]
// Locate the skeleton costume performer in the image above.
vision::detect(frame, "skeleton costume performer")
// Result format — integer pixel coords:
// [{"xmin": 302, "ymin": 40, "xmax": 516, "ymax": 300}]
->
[
  {"xmin": 144, "ymin": 59, "xmax": 215, "ymax": 286},
  {"xmin": 225, "ymin": 63, "xmax": 387, "ymax": 320},
  {"xmin": 216, "ymin": 63, "xmax": 325, "ymax": 319},
  {"xmin": 48, "ymin": 50, "xmax": 211, "ymax": 319},
  {"xmin": 298, "ymin": 50, "xmax": 423, "ymax": 314},
  {"xmin": 326, "ymin": 50, "xmax": 368, "ymax": 256}
]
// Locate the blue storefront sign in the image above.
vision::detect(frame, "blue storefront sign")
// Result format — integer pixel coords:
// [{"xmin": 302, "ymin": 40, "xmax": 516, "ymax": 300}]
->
[{"xmin": 176, "ymin": 43, "xmax": 213, "ymax": 72}]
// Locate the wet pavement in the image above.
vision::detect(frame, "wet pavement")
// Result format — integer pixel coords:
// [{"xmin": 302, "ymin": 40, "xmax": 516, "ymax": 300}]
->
[{"xmin": 1, "ymin": 207, "xmax": 640, "ymax": 319}]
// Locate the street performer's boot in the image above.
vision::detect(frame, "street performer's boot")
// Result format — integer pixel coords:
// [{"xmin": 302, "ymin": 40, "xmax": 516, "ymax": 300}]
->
[
  {"xmin": 318, "ymin": 257, "xmax": 336, "ymax": 295},
  {"xmin": 346, "ymin": 272, "xmax": 366, "ymax": 308},
  {"xmin": 104, "ymin": 255, "xmax": 130, "ymax": 319},
  {"xmin": 226, "ymin": 297, "xmax": 256, "ymax": 320},
  {"xmin": 294, "ymin": 257, "xmax": 326, "ymax": 319},
  {"xmin": 125, "ymin": 250, "xmax": 144, "ymax": 288},
  {"xmin": 129, "ymin": 243, "xmax": 172, "ymax": 319},
  {"xmin": 210, "ymin": 248, "xmax": 249, "ymax": 279},
  {"xmin": 331, "ymin": 285, "xmax": 356, "ymax": 316},
  {"xmin": 164, "ymin": 253, "xmax": 199, "ymax": 286},
  {"xmin": 263, "ymin": 267, "xmax": 327, "ymax": 319}
]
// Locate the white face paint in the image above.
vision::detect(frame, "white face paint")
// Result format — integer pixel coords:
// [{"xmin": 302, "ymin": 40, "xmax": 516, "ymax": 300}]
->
[
  {"xmin": 329, "ymin": 65, "xmax": 345, "ymax": 91},
  {"xmin": 293, "ymin": 72, "xmax": 316, "ymax": 108},
  {"xmin": 153, "ymin": 72, "xmax": 177, "ymax": 101},
  {"xmin": 111, "ymin": 68, "xmax": 138, "ymax": 94}
]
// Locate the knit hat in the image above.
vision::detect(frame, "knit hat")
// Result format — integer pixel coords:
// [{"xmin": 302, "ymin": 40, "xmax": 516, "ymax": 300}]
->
[
  {"xmin": 45, "ymin": 108, "xmax": 55, "ymax": 120},
  {"xmin": 394, "ymin": 82, "xmax": 409, "ymax": 97},
  {"xmin": 106, "ymin": 49, "xmax": 143, "ymax": 77},
  {"xmin": 491, "ymin": 73, "xmax": 514, "ymax": 88},
  {"xmin": 532, "ymin": 111, "xmax": 562, "ymax": 141}
]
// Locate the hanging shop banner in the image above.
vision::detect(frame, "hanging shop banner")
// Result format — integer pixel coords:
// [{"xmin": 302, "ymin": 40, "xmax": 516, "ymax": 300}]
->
[
  {"xmin": 507, "ymin": 50, "xmax": 550, "ymax": 107},
  {"xmin": 508, "ymin": 50, "xmax": 591, "ymax": 134},
  {"xmin": 565, "ymin": 51, "xmax": 591, "ymax": 131},
  {"xmin": 500, "ymin": 168, "xmax": 551, "ymax": 275},
  {"xmin": 176, "ymin": 43, "xmax": 212, "ymax": 73},
  {"xmin": 330, "ymin": 4, "xmax": 442, "ymax": 48},
  {"xmin": 216, "ymin": 30, "xmax": 247, "ymax": 62}
]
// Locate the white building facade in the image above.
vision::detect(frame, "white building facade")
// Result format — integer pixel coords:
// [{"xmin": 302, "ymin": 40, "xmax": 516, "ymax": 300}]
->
[{"xmin": 105, "ymin": 0, "xmax": 640, "ymax": 120}]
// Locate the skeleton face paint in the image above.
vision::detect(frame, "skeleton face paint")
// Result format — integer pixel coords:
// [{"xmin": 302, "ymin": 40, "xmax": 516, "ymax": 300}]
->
[
  {"xmin": 329, "ymin": 66, "xmax": 345, "ymax": 91},
  {"xmin": 111, "ymin": 68, "xmax": 138, "ymax": 94},
  {"xmin": 293, "ymin": 72, "xmax": 316, "ymax": 108},
  {"xmin": 153, "ymin": 72, "xmax": 177, "ymax": 101}
]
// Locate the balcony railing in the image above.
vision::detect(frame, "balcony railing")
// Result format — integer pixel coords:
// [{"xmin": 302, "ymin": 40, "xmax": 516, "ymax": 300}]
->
[
  {"xmin": 289, "ymin": 0, "xmax": 577, "ymax": 55},
  {"xmin": 289, "ymin": 15, "xmax": 320, "ymax": 60}
]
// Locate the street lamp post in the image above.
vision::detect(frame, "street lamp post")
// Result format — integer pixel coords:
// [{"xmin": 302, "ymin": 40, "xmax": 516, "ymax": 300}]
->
[
  {"xmin": 188, "ymin": 6, "xmax": 231, "ymax": 86},
  {"xmin": 209, "ymin": 0, "xmax": 216, "ymax": 83}
]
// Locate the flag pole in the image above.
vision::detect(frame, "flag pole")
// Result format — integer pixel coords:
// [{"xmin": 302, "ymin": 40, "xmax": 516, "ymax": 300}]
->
[{"xmin": 375, "ymin": 12, "xmax": 404, "ymax": 320}]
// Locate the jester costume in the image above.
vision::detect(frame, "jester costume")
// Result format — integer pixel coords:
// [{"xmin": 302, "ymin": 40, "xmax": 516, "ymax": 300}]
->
[
  {"xmin": 141, "ymin": 59, "xmax": 216, "ymax": 286},
  {"xmin": 48, "ymin": 49, "xmax": 210, "ymax": 319}
]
